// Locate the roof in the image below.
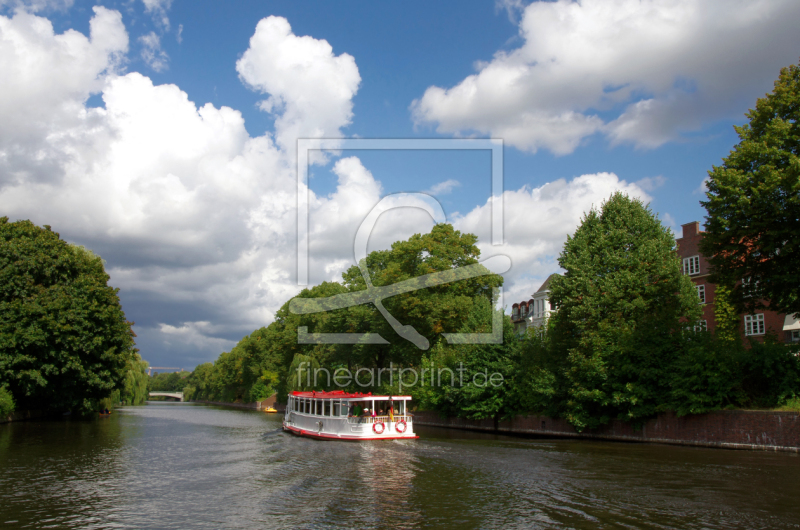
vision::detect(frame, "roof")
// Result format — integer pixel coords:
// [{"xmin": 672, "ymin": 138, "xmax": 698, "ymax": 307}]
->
[
  {"xmin": 534, "ymin": 273, "xmax": 560, "ymax": 294},
  {"xmin": 290, "ymin": 390, "xmax": 411, "ymax": 400}
]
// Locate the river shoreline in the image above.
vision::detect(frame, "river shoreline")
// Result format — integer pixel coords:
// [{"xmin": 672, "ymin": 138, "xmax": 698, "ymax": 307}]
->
[
  {"xmin": 186, "ymin": 400, "xmax": 800, "ymax": 453},
  {"xmin": 412, "ymin": 409, "xmax": 800, "ymax": 453}
]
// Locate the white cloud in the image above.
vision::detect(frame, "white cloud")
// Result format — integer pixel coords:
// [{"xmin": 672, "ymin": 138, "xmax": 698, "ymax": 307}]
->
[
  {"xmin": 0, "ymin": 0, "xmax": 73, "ymax": 12},
  {"xmin": 0, "ymin": 11, "xmax": 378, "ymax": 364},
  {"xmin": 424, "ymin": 179, "xmax": 460, "ymax": 196},
  {"xmin": 235, "ymin": 16, "xmax": 361, "ymax": 162},
  {"xmin": 453, "ymin": 172, "xmax": 652, "ymax": 307},
  {"xmin": 141, "ymin": 0, "xmax": 171, "ymax": 31},
  {"xmin": 0, "ymin": 6, "xmax": 127, "ymax": 186},
  {"xmin": 139, "ymin": 31, "xmax": 168, "ymax": 71},
  {"xmin": 412, "ymin": 0, "xmax": 800, "ymax": 154},
  {"xmin": 635, "ymin": 175, "xmax": 666, "ymax": 192},
  {"xmin": 695, "ymin": 176, "xmax": 709, "ymax": 195}
]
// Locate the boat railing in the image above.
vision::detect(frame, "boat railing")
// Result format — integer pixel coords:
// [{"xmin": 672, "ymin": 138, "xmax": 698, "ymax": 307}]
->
[{"xmin": 346, "ymin": 415, "xmax": 412, "ymax": 424}]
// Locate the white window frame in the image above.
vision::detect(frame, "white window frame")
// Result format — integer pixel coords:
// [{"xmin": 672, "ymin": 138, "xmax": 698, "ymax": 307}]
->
[
  {"xmin": 790, "ymin": 330, "xmax": 800, "ymax": 343},
  {"xmin": 683, "ymin": 255, "xmax": 700, "ymax": 275},
  {"xmin": 696, "ymin": 284, "xmax": 706, "ymax": 304},
  {"xmin": 744, "ymin": 314, "xmax": 765, "ymax": 336},
  {"xmin": 694, "ymin": 320, "xmax": 707, "ymax": 332}
]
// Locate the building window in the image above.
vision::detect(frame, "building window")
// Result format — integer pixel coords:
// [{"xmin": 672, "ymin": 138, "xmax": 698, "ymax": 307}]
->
[
  {"xmin": 742, "ymin": 276, "xmax": 760, "ymax": 298},
  {"xmin": 683, "ymin": 256, "xmax": 700, "ymax": 275},
  {"xmin": 744, "ymin": 314, "xmax": 765, "ymax": 336},
  {"xmin": 696, "ymin": 284, "xmax": 706, "ymax": 303},
  {"xmin": 694, "ymin": 320, "xmax": 707, "ymax": 332},
  {"xmin": 789, "ymin": 330, "xmax": 800, "ymax": 343}
]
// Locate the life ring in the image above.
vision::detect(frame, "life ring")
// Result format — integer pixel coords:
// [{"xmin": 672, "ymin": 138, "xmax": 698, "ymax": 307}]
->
[
  {"xmin": 373, "ymin": 422, "xmax": 385, "ymax": 435},
  {"xmin": 395, "ymin": 420, "xmax": 407, "ymax": 433}
]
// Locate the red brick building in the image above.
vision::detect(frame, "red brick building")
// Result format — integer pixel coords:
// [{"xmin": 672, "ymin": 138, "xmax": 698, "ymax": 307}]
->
[{"xmin": 675, "ymin": 221, "xmax": 799, "ymax": 343}]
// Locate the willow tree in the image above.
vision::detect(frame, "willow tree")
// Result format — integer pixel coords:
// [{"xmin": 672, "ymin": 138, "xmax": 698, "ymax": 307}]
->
[
  {"xmin": 0, "ymin": 218, "xmax": 137, "ymax": 414},
  {"xmin": 549, "ymin": 193, "xmax": 700, "ymax": 431},
  {"xmin": 701, "ymin": 59, "xmax": 800, "ymax": 316}
]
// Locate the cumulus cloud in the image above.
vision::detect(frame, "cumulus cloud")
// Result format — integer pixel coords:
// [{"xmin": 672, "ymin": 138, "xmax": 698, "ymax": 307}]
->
[
  {"xmin": 139, "ymin": 31, "xmax": 168, "ymax": 71},
  {"xmin": 412, "ymin": 0, "xmax": 800, "ymax": 154},
  {"xmin": 453, "ymin": 172, "xmax": 652, "ymax": 306},
  {"xmin": 236, "ymin": 16, "xmax": 361, "ymax": 162},
  {"xmin": 0, "ymin": 6, "xmax": 127, "ymax": 186},
  {"xmin": 0, "ymin": 10, "xmax": 375, "ymax": 364}
]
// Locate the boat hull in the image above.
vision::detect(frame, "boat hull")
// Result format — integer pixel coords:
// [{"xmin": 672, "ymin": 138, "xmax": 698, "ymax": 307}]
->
[{"xmin": 283, "ymin": 422, "xmax": 418, "ymax": 441}]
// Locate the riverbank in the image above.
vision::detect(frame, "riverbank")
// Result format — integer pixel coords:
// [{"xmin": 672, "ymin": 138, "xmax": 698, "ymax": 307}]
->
[
  {"xmin": 189, "ymin": 399, "xmax": 285, "ymax": 412},
  {"xmin": 1, "ymin": 409, "xmax": 46, "ymax": 424},
  {"xmin": 412, "ymin": 410, "xmax": 800, "ymax": 452}
]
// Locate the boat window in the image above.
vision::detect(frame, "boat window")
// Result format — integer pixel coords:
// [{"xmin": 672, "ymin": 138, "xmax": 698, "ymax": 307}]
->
[
  {"xmin": 304, "ymin": 399, "xmax": 309, "ymax": 414},
  {"xmin": 324, "ymin": 400, "xmax": 331, "ymax": 416},
  {"xmin": 333, "ymin": 401, "xmax": 339, "ymax": 416},
  {"xmin": 341, "ymin": 402, "xmax": 350, "ymax": 416},
  {"xmin": 315, "ymin": 399, "xmax": 321, "ymax": 416}
]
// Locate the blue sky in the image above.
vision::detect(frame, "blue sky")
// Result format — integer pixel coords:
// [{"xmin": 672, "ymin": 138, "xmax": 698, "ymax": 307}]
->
[{"xmin": 1, "ymin": 0, "xmax": 799, "ymax": 368}]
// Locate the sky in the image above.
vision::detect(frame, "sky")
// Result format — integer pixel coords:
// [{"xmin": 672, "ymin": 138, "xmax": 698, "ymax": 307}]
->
[{"xmin": 1, "ymin": 0, "xmax": 799, "ymax": 369}]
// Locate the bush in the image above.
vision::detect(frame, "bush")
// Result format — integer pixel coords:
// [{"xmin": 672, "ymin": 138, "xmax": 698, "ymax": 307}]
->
[{"xmin": 739, "ymin": 336, "xmax": 800, "ymax": 408}]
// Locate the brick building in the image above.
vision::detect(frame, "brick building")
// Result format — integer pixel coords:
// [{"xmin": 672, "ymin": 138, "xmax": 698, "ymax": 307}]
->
[{"xmin": 675, "ymin": 221, "xmax": 799, "ymax": 343}]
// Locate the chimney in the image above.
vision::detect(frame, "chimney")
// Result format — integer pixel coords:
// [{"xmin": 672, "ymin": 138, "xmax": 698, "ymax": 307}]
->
[{"xmin": 681, "ymin": 221, "xmax": 700, "ymax": 239}]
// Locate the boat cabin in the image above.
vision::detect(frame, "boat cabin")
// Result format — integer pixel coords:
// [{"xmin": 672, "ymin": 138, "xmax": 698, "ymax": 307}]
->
[{"xmin": 283, "ymin": 390, "xmax": 417, "ymax": 440}]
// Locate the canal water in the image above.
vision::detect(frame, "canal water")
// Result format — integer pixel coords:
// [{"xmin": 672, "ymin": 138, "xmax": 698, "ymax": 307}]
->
[{"xmin": 1, "ymin": 403, "xmax": 799, "ymax": 529}]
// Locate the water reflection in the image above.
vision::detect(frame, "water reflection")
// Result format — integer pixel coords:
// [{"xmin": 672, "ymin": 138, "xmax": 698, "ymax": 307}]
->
[{"xmin": 1, "ymin": 403, "xmax": 798, "ymax": 529}]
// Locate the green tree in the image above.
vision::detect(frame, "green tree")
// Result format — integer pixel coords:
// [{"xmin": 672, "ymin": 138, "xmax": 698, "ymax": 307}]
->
[
  {"xmin": 120, "ymin": 354, "xmax": 149, "ymax": 405},
  {"xmin": 549, "ymin": 193, "xmax": 701, "ymax": 431},
  {"xmin": 414, "ymin": 298, "xmax": 519, "ymax": 421},
  {"xmin": 701, "ymin": 59, "xmax": 800, "ymax": 316},
  {"xmin": 0, "ymin": 218, "xmax": 137, "ymax": 414}
]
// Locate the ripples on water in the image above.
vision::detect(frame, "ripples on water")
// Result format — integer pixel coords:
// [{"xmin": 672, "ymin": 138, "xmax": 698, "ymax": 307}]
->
[{"xmin": 1, "ymin": 402, "xmax": 799, "ymax": 529}]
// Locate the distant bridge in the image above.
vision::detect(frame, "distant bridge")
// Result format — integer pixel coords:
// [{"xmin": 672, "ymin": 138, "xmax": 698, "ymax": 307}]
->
[{"xmin": 149, "ymin": 392, "xmax": 184, "ymax": 402}]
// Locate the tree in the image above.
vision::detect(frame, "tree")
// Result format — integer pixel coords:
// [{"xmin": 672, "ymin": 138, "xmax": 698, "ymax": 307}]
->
[
  {"xmin": 701, "ymin": 59, "xmax": 800, "ymax": 316},
  {"xmin": 0, "ymin": 218, "xmax": 137, "ymax": 414},
  {"xmin": 413, "ymin": 298, "xmax": 519, "ymax": 421},
  {"xmin": 120, "ymin": 353, "xmax": 149, "ymax": 405},
  {"xmin": 548, "ymin": 193, "xmax": 701, "ymax": 430}
]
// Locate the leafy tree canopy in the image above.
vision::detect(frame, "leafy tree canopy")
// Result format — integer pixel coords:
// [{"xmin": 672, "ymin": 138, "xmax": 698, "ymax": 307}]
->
[
  {"xmin": 548, "ymin": 193, "xmax": 700, "ymax": 430},
  {"xmin": 701, "ymin": 58, "xmax": 800, "ymax": 316},
  {"xmin": 0, "ymin": 218, "xmax": 137, "ymax": 414}
]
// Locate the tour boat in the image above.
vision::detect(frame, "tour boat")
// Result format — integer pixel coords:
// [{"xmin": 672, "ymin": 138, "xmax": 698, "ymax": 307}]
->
[{"xmin": 283, "ymin": 390, "xmax": 418, "ymax": 440}]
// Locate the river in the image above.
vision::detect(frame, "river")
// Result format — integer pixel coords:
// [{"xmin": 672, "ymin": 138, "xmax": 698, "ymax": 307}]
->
[{"xmin": 1, "ymin": 402, "xmax": 799, "ymax": 529}]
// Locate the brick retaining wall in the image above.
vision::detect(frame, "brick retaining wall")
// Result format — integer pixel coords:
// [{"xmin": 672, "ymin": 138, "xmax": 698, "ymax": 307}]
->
[{"xmin": 412, "ymin": 410, "xmax": 800, "ymax": 452}]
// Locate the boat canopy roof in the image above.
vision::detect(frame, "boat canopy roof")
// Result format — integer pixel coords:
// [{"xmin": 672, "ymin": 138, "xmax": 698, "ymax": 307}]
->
[{"xmin": 290, "ymin": 390, "xmax": 411, "ymax": 401}]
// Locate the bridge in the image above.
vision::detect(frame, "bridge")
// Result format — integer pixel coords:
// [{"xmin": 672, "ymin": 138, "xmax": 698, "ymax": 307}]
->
[{"xmin": 149, "ymin": 392, "xmax": 184, "ymax": 402}]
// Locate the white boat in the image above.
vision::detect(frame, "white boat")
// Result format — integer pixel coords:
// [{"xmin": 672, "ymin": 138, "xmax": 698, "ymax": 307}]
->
[{"xmin": 283, "ymin": 390, "xmax": 418, "ymax": 440}]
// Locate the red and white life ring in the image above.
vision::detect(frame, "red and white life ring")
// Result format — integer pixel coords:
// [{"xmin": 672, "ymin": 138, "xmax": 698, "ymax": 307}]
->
[
  {"xmin": 373, "ymin": 422, "xmax": 385, "ymax": 435},
  {"xmin": 395, "ymin": 420, "xmax": 407, "ymax": 433}
]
